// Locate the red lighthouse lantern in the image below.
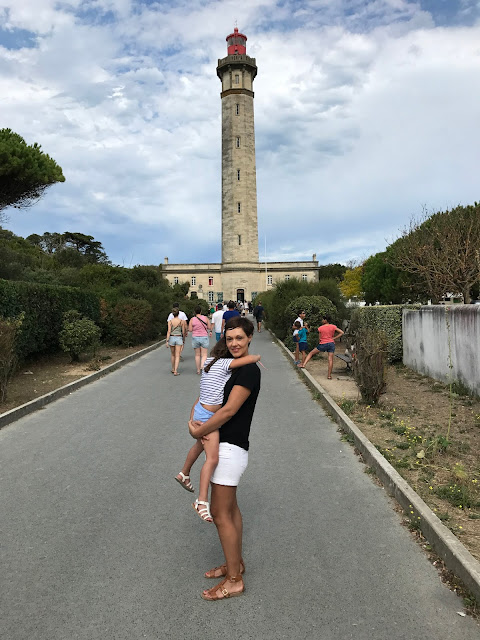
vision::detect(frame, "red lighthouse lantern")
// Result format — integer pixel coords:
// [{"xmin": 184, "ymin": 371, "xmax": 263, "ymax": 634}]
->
[{"xmin": 226, "ymin": 27, "xmax": 247, "ymax": 55}]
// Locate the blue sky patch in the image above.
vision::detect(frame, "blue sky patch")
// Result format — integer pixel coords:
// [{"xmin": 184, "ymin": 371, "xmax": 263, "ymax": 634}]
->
[{"xmin": 0, "ymin": 27, "xmax": 36, "ymax": 50}]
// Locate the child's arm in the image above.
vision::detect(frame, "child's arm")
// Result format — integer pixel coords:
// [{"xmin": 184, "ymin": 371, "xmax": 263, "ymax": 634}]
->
[{"xmin": 229, "ymin": 354, "xmax": 261, "ymax": 369}]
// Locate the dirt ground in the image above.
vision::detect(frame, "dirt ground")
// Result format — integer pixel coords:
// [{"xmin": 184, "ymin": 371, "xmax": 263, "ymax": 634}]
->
[
  {"xmin": 0, "ymin": 341, "xmax": 160, "ymax": 414},
  {"xmin": 307, "ymin": 350, "xmax": 480, "ymax": 562}
]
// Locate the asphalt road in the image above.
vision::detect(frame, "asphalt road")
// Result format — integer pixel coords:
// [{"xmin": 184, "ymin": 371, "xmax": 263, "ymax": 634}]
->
[{"xmin": 1, "ymin": 327, "xmax": 478, "ymax": 640}]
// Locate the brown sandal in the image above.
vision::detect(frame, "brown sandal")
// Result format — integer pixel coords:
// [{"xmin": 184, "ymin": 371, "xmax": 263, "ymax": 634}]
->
[
  {"xmin": 204, "ymin": 561, "xmax": 245, "ymax": 579},
  {"xmin": 201, "ymin": 575, "xmax": 244, "ymax": 601}
]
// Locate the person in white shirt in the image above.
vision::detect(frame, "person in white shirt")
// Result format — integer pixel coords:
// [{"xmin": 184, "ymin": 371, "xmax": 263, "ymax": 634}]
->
[{"xmin": 211, "ymin": 304, "xmax": 225, "ymax": 342}]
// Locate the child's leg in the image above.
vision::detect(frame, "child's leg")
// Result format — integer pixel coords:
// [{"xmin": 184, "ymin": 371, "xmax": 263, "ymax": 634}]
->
[
  {"xmin": 197, "ymin": 430, "xmax": 220, "ymax": 502},
  {"xmin": 301, "ymin": 348, "xmax": 307, "ymax": 364},
  {"xmin": 295, "ymin": 342, "xmax": 299, "ymax": 361},
  {"xmin": 180, "ymin": 438, "xmax": 204, "ymax": 476}
]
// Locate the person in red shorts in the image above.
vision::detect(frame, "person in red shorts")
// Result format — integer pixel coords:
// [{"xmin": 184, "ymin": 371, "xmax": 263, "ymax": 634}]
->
[{"xmin": 298, "ymin": 315, "xmax": 343, "ymax": 379}]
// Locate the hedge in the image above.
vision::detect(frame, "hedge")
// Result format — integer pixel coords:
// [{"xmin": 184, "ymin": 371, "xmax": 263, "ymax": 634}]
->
[
  {"xmin": 349, "ymin": 304, "xmax": 420, "ymax": 362},
  {"xmin": 0, "ymin": 279, "xmax": 100, "ymax": 359}
]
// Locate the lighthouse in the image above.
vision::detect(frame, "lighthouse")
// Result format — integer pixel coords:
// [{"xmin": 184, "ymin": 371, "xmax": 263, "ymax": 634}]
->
[{"xmin": 217, "ymin": 28, "xmax": 259, "ymax": 265}]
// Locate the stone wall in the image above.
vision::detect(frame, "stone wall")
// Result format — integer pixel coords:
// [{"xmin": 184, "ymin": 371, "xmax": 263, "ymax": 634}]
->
[{"xmin": 403, "ymin": 305, "xmax": 480, "ymax": 396}]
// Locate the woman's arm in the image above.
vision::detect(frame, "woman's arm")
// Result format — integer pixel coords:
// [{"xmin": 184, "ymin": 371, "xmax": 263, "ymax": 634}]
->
[
  {"xmin": 229, "ymin": 354, "xmax": 260, "ymax": 369},
  {"xmin": 166, "ymin": 320, "xmax": 172, "ymax": 346},
  {"xmin": 334, "ymin": 328, "xmax": 344, "ymax": 340},
  {"xmin": 182, "ymin": 319, "xmax": 187, "ymax": 337},
  {"xmin": 189, "ymin": 385, "xmax": 251, "ymax": 438},
  {"xmin": 188, "ymin": 318, "xmax": 193, "ymax": 333}
]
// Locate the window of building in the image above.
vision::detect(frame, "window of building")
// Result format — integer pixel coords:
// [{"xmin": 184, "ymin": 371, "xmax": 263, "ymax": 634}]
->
[
  {"xmin": 302, "ymin": 274, "xmax": 308, "ymax": 281},
  {"xmin": 238, "ymin": 235, "xmax": 242, "ymax": 245},
  {"xmin": 237, "ymin": 202, "xmax": 241, "ymax": 213},
  {"xmin": 285, "ymin": 274, "xmax": 290, "ymax": 281},
  {"xmin": 236, "ymin": 103, "xmax": 240, "ymax": 115},
  {"xmin": 173, "ymin": 277, "xmax": 179, "ymax": 284},
  {"xmin": 237, "ymin": 169, "xmax": 240, "ymax": 181},
  {"xmin": 217, "ymin": 292, "xmax": 223, "ymax": 302},
  {"xmin": 235, "ymin": 74, "xmax": 239, "ymax": 84},
  {"xmin": 267, "ymin": 275, "xmax": 273, "ymax": 285},
  {"xmin": 208, "ymin": 291, "xmax": 214, "ymax": 302},
  {"xmin": 208, "ymin": 276, "xmax": 213, "ymax": 286},
  {"xmin": 191, "ymin": 276, "xmax": 196, "ymax": 286},
  {"xmin": 236, "ymin": 136, "xmax": 240, "ymax": 148}
]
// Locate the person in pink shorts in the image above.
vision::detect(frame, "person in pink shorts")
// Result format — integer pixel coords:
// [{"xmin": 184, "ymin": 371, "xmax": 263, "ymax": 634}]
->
[{"xmin": 298, "ymin": 315, "xmax": 343, "ymax": 379}]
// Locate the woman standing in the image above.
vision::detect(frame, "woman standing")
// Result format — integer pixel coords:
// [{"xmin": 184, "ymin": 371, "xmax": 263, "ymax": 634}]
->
[
  {"xmin": 166, "ymin": 308, "xmax": 186, "ymax": 375},
  {"xmin": 298, "ymin": 315, "xmax": 343, "ymax": 379},
  {"xmin": 188, "ymin": 306, "xmax": 212, "ymax": 374},
  {"xmin": 188, "ymin": 316, "xmax": 261, "ymax": 600}
]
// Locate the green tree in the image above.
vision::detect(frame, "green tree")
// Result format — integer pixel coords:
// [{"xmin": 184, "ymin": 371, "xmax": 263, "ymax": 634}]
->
[
  {"xmin": 317, "ymin": 263, "xmax": 347, "ymax": 282},
  {"xmin": 362, "ymin": 252, "xmax": 417, "ymax": 305},
  {"xmin": 387, "ymin": 204, "xmax": 480, "ymax": 303},
  {"xmin": 339, "ymin": 266, "xmax": 364, "ymax": 299},
  {"xmin": 0, "ymin": 128, "xmax": 65, "ymax": 213}
]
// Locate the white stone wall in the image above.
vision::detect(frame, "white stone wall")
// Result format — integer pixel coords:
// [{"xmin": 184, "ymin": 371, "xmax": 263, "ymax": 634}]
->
[{"xmin": 403, "ymin": 305, "xmax": 480, "ymax": 396}]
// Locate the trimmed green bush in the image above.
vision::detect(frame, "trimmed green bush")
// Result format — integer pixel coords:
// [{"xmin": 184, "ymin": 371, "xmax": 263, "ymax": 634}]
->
[
  {"xmin": 349, "ymin": 304, "xmax": 420, "ymax": 362},
  {"xmin": 113, "ymin": 298, "xmax": 153, "ymax": 346},
  {"xmin": 284, "ymin": 295, "xmax": 338, "ymax": 352},
  {"xmin": 0, "ymin": 279, "xmax": 100, "ymax": 359},
  {"xmin": 59, "ymin": 310, "xmax": 101, "ymax": 362},
  {"xmin": 0, "ymin": 313, "xmax": 24, "ymax": 401}
]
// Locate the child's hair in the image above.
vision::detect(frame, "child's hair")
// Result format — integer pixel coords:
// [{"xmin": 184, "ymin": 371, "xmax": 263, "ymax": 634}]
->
[
  {"xmin": 204, "ymin": 317, "xmax": 254, "ymax": 373},
  {"xmin": 171, "ymin": 308, "xmax": 179, "ymax": 317},
  {"xmin": 294, "ymin": 321, "xmax": 301, "ymax": 329}
]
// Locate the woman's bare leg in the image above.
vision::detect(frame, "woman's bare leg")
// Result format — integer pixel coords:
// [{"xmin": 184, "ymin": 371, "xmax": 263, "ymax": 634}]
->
[
  {"xmin": 194, "ymin": 348, "xmax": 201, "ymax": 374},
  {"xmin": 169, "ymin": 346, "xmax": 175, "ymax": 372},
  {"xmin": 200, "ymin": 347, "xmax": 208, "ymax": 370},
  {"xmin": 327, "ymin": 352, "xmax": 334, "ymax": 378},
  {"xmin": 173, "ymin": 345, "xmax": 181, "ymax": 374},
  {"xmin": 298, "ymin": 347, "xmax": 319, "ymax": 368},
  {"xmin": 198, "ymin": 431, "xmax": 219, "ymax": 502}
]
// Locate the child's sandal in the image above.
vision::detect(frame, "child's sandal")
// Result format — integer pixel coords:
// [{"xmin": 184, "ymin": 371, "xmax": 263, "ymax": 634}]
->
[
  {"xmin": 175, "ymin": 472, "xmax": 194, "ymax": 493},
  {"xmin": 192, "ymin": 499, "xmax": 213, "ymax": 523}
]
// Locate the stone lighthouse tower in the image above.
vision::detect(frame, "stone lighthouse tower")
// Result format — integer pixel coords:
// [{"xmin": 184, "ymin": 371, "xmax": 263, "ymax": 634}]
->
[{"xmin": 217, "ymin": 28, "xmax": 259, "ymax": 266}]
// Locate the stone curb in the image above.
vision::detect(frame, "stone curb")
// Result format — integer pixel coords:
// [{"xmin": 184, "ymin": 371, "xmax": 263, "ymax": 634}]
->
[
  {"xmin": 0, "ymin": 340, "xmax": 165, "ymax": 431},
  {"xmin": 272, "ymin": 331, "xmax": 480, "ymax": 603}
]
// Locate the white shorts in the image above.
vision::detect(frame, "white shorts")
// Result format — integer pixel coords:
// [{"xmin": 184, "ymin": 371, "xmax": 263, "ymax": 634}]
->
[{"xmin": 211, "ymin": 443, "xmax": 248, "ymax": 487}]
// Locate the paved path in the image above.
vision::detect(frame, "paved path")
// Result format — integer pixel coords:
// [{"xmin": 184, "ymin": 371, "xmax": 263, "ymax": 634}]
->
[{"xmin": 0, "ymin": 328, "xmax": 478, "ymax": 639}]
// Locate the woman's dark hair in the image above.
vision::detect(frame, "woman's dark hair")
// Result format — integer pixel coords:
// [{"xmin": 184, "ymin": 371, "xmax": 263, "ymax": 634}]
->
[
  {"xmin": 194, "ymin": 305, "xmax": 202, "ymax": 315},
  {"xmin": 204, "ymin": 317, "xmax": 254, "ymax": 373},
  {"xmin": 323, "ymin": 315, "xmax": 332, "ymax": 323}
]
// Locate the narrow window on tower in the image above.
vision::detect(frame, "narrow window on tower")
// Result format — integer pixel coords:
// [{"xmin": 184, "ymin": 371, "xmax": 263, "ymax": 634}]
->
[
  {"xmin": 235, "ymin": 74, "xmax": 240, "ymax": 84},
  {"xmin": 237, "ymin": 202, "xmax": 241, "ymax": 213},
  {"xmin": 237, "ymin": 169, "xmax": 240, "ymax": 181},
  {"xmin": 236, "ymin": 103, "xmax": 240, "ymax": 115},
  {"xmin": 238, "ymin": 235, "xmax": 242, "ymax": 245},
  {"xmin": 236, "ymin": 136, "xmax": 240, "ymax": 148}
]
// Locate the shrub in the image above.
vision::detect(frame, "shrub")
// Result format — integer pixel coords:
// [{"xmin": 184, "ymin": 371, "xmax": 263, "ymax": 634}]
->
[
  {"xmin": 354, "ymin": 328, "xmax": 388, "ymax": 404},
  {"xmin": 113, "ymin": 298, "xmax": 153, "ymax": 345},
  {"xmin": 284, "ymin": 295, "xmax": 338, "ymax": 352},
  {"xmin": 349, "ymin": 304, "xmax": 420, "ymax": 362},
  {"xmin": 59, "ymin": 310, "xmax": 101, "ymax": 362},
  {"xmin": 0, "ymin": 313, "xmax": 24, "ymax": 401}
]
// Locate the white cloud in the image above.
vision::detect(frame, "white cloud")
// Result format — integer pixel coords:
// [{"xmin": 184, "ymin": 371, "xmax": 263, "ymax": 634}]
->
[{"xmin": 1, "ymin": 0, "xmax": 479, "ymax": 268}]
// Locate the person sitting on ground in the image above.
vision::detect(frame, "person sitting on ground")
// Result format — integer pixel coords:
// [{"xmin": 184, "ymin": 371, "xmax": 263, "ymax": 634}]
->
[
  {"xmin": 175, "ymin": 335, "xmax": 260, "ymax": 523},
  {"xmin": 298, "ymin": 315, "xmax": 343, "ymax": 379}
]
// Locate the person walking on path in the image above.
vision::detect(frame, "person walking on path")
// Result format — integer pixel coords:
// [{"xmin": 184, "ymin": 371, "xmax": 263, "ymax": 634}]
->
[
  {"xmin": 188, "ymin": 306, "xmax": 212, "ymax": 374},
  {"xmin": 175, "ymin": 340, "xmax": 261, "ymax": 523},
  {"xmin": 211, "ymin": 304, "xmax": 225, "ymax": 342},
  {"xmin": 221, "ymin": 301, "xmax": 240, "ymax": 337},
  {"xmin": 166, "ymin": 308, "xmax": 187, "ymax": 375},
  {"xmin": 168, "ymin": 302, "xmax": 188, "ymax": 361},
  {"xmin": 253, "ymin": 300, "xmax": 265, "ymax": 332},
  {"xmin": 298, "ymin": 315, "xmax": 343, "ymax": 379},
  {"xmin": 188, "ymin": 316, "xmax": 261, "ymax": 600}
]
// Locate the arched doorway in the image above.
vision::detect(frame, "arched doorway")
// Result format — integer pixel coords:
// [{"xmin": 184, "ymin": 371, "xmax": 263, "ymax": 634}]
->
[{"xmin": 236, "ymin": 289, "xmax": 245, "ymax": 303}]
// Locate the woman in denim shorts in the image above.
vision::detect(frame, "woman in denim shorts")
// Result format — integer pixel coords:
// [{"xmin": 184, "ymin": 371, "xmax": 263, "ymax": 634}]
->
[
  {"xmin": 298, "ymin": 315, "xmax": 344, "ymax": 379},
  {"xmin": 166, "ymin": 308, "xmax": 186, "ymax": 375},
  {"xmin": 188, "ymin": 306, "xmax": 212, "ymax": 374}
]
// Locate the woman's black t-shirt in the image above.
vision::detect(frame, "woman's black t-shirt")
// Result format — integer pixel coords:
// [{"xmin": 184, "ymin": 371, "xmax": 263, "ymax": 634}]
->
[{"xmin": 219, "ymin": 363, "xmax": 261, "ymax": 451}]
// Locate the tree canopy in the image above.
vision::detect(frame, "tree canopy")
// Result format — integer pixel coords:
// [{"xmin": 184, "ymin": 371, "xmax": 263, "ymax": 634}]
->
[
  {"xmin": 0, "ymin": 128, "xmax": 65, "ymax": 212},
  {"xmin": 387, "ymin": 204, "xmax": 480, "ymax": 303}
]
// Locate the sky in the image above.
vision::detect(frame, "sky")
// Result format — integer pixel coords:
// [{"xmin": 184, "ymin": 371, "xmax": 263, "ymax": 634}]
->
[{"xmin": 1, "ymin": 0, "xmax": 479, "ymax": 268}]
